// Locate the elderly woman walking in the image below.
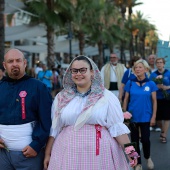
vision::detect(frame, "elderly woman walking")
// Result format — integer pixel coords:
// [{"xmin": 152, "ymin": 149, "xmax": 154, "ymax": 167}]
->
[{"xmin": 123, "ymin": 59, "xmax": 158, "ymax": 170}]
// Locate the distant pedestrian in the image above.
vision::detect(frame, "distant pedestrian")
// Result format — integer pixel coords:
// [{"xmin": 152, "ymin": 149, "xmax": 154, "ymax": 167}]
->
[
  {"xmin": 150, "ymin": 58, "xmax": 170, "ymax": 143},
  {"xmin": 38, "ymin": 64, "xmax": 53, "ymax": 92},
  {"xmin": 101, "ymin": 53, "xmax": 127, "ymax": 98},
  {"xmin": 35, "ymin": 61, "xmax": 43, "ymax": 78},
  {"xmin": 147, "ymin": 54, "xmax": 161, "ymax": 132},
  {"xmin": 51, "ymin": 68, "xmax": 61, "ymax": 98},
  {"xmin": 147, "ymin": 54, "xmax": 157, "ymax": 73}
]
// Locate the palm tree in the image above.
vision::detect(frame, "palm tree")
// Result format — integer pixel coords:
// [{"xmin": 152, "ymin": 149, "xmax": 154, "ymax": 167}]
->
[
  {"xmin": 145, "ymin": 30, "xmax": 158, "ymax": 56},
  {"xmin": 130, "ymin": 11, "xmax": 157, "ymax": 58},
  {"xmin": 76, "ymin": 0, "xmax": 123, "ymax": 68},
  {"xmin": 0, "ymin": 0, "xmax": 4, "ymax": 68},
  {"xmin": 126, "ymin": 0, "xmax": 143, "ymax": 59},
  {"xmin": 114, "ymin": 0, "xmax": 143, "ymax": 62},
  {"xmin": 25, "ymin": 0, "xmax": 74, "ymax": 68},
  {"xmin": 94, "ymin": 1, "xmax": 122, "ymax": 68},
  {"xmin": 126, "ymin": 0, "xmax": 143, "ymax": 17},
  {"xmin": 103, "ymin": 1, "xmax": 123, "ymax": 54},
  {"xmin": 71, "ymin": 0, "xmax": 104, "ymax": 56}
]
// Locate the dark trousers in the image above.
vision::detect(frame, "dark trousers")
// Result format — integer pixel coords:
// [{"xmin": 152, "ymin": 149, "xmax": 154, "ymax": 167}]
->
[
  {"xmin": 109, "ymin": 82, "xmax": 118, "ymax": 90},
  {"xmin": 0, "ymin": 148, "xmax": 44, "ymax": 170},
  {"xmin": 129, "ymin": 122, "xmax": 150, "ymax": 164}
]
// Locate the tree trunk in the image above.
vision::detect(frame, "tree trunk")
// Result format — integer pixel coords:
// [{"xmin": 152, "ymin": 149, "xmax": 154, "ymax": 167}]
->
[
  {"xmin": 0, "ymin": 0, "xmax": 4, "ymax": 68},
  {"xmin": 46, "ymin": 0, "xmax": 55, "ymax": 69},
  {"xmin": 97, "ymin": 40, "xmax": 103, "ymax": 70},
  {"xmin": 129, "ymin": 33, "xmax": 134, "ymax": 59},
  {"xmin": 142, "ymin": 32, "xmax": 146, "ymax": 58},
  {"xmin": 47, "ymin": 26, "xmax": 55, "ymax": 69},
  {"xmin": 135, "ymin": 35, "xmax": 138, "ymax": 56}
]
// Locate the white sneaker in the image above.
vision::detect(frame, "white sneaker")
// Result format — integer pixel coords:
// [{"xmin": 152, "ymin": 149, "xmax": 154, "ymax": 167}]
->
[
  {"xmin": 150, "ymin": 127, "xmax": 153, "ymax": 131},
  {"xmin": 135, "ymin": 164, "xmax": 142, "ymax": 170},
  {"xmin": 146, "ymin": 158, "xmax": 154, "ymax": 169},
  {"xmin": 155, "ymin": 127, "xmax": 161, "ymax": 132}
]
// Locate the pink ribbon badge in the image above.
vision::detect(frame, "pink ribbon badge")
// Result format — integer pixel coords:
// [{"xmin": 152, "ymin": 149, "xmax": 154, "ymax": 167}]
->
[
  {"xmin": 19, "ymin": 91, "xmax": 27, "ymax": 119},
  {"xmin": 95, "ymin": 124, "xmax": 102, "ymax": 156}
]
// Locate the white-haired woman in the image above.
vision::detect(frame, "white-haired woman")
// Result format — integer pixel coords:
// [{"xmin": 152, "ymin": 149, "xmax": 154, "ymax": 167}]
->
[{"xmin": 123, "ymin": 59, "xmax": 158, "ymax": 170}]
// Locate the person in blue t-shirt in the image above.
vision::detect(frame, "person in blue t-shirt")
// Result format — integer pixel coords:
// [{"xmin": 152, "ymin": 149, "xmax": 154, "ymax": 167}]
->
[
  {"xmin": 147, "ymin": 54, "xmax": 161, "ymax": 132},
  {"xmin": 38, "ymin": 64, "xmax": 53, "ymax": 92},
  {"xmin": 123, "ymin": 59, "xmax": 158, "ymax": 170},
  {"xmin": 119, "ymin": 57, "xmax": 140, "ymax": 104},
  {"xmin": 150, "ymin": 58, "xmax": 170, "ymax": 143}
]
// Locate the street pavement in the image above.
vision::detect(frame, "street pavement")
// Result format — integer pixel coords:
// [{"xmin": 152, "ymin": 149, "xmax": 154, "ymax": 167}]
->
[{"xmin": 140, "ymin": 129, "xmax": 170, "ymax": 170}]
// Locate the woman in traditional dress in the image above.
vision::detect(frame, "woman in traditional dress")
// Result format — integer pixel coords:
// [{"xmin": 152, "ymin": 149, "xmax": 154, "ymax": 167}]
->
[{"xmin": 44, "ymin": 55, "xmax": 138, "ymax": 170}]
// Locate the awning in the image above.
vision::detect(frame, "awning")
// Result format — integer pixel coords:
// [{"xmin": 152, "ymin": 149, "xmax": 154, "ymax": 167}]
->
[
  {"xmin": 5, "ymin": 0, "xmax": 25, "ymax": 14},
  {"xmin": 15, "ymin": 45, "xmax": 47, "ymax": 53},
  {"xmin": 24, "ymin": 36, "xmax": 99, "ymax": 55},
  {"xmin": 14, "ymin": 38, "xmax": 80, "ymax": 54},
  {"xmin": 15, "ymin": 44, "xmax": 99, "ymax": 56},
  {"xmin": 4, "ymin": 0, "xmax": 99, "ymax": 56},
  {"xmin": 5, "ymin": 25, "xmax": 47, "ymax": 41}
]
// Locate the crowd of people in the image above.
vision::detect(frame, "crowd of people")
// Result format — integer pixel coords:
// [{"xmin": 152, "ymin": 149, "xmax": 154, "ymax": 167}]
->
[
  {"xmin": 26, "ymin": 61, "xmax": 64, "ymax": 98},
  {"xmin": 0, "ymin": 48, "xmax": 170, "ymax": 170},
  {"xmin": 102, "ymin": 53, "xmax": 170, "ymax": 170}
]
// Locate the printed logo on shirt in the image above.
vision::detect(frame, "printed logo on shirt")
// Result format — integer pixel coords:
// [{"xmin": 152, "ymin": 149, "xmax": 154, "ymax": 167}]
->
[{"xmin": 144, "ymin": 86, "xmax": 150, "ymax": 91}]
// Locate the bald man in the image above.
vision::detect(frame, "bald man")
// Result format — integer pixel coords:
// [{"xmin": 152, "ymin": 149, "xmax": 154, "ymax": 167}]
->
[{"xmin": 0, "ymin": 49, "xmax": 52, "ymax": 170}]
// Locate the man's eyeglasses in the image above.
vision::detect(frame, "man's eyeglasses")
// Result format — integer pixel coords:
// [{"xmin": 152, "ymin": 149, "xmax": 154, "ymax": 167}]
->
[
  {"xmin": 70, "ymin": 67, "xmax": 88, "ymax": 74},
  {"xmin": 156, "ymin": 62, "xmax": 163, "ymax": 64}
]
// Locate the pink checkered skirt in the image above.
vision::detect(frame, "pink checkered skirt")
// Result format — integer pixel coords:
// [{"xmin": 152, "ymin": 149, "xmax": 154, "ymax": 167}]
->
[{"xmin": 48, "ymin": 125, "xmax": 130, "ymax": 170}]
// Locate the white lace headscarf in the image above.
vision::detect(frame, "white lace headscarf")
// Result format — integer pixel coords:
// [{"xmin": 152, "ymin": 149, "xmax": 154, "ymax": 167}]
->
[{"xmin": 54, "ymin": 55, "xmax": 105, "ymax": 120}]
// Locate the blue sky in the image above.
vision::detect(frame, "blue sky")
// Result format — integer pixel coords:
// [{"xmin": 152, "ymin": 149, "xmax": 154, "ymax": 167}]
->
[{"xmin": 133, "ymin": 0, "xmax": 170, "ymax": 41}]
